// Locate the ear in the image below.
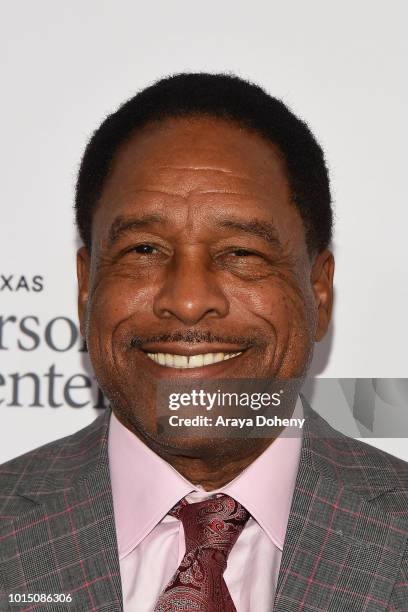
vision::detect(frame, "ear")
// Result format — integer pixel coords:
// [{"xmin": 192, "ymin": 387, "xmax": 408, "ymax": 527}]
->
[
  {"xmin": 311, "ymin": 249, "xmax": 335, "ymax": 341},
  {"xmin": 77, "ymin": 246, "xmax": 91, "ymax": 339}
]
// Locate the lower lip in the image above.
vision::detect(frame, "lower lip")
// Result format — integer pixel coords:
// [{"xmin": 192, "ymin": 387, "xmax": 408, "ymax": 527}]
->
[{"xmin": 139, "ymin": 351, "xmax": 246, "ymax": 377}]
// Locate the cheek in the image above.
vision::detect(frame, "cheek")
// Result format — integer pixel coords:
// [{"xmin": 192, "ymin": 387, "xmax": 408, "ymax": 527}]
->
[
  {"xmin": 231, "ymin": 278, "xmax": 311, "ymax": 332},
  {"xmin": 87, "ymin": 253, "xmax": 163, "ymax": 323},
  {"xmin": 276, "ymin": 286, "xmax": 317, "ymax": 375},
  {"xmin": 229, "ymin": 279, "xmax": 316, "ymax": 369},
  {"xmin": 86, "ymin": 275, "xmax": 155, "ymax": 351}
]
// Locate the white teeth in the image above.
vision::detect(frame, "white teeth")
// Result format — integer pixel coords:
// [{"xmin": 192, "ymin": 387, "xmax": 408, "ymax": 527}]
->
[
  {"xmin": 173, "ymin": 354, "xmax": 186, "ymax": 367},
  {"xmin": 145, "ymin": 351, "xmax": 243, "ymax": 368},
  {"xmin": 188, "ymin": 354, "xmax": 204, "ymax": 368},
  {"xmin": 157, "ymin": 353, "xmax": 166, "ymax": 366},
  {"xmin": 203, "ymin": 353, "xmax": 214, "ymax": 365},
  {"xmin": 165, "ymin": 353, "xmax": 174, "ymax": 367}
]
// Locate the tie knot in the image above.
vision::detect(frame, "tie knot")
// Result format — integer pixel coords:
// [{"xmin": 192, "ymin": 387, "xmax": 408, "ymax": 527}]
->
[{"xmin": 169, "ymin": 494, "xmax": 250, "ymax": 559}]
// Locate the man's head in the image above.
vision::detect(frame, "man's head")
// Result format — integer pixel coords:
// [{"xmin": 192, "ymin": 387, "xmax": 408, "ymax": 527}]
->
[
  {"xmin": 75, "ymin": 73, "xmax": 334, "ymax": 465},
  {"xmin": 76, "ymin": 73, "xmax": 332, "ymax": 255}
]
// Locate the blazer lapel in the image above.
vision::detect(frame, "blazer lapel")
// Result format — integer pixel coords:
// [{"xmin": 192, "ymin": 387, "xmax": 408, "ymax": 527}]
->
[
  {"xmin": 0, "ymin": 409, "xmax": 123, "ymax": 611},
  {"xmin": 274, "ymin": 397, "xmax": 408, "ymax": 611}
]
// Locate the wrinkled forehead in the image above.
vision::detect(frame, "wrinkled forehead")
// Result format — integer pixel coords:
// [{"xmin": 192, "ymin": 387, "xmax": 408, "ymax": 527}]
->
[
  {"xmin": 90, "ymin": 115, "xmax": 308, "ymax": 259},
  {"xmin": 97, "ymin": 115, "xmax": 292, "ymax": 205}
]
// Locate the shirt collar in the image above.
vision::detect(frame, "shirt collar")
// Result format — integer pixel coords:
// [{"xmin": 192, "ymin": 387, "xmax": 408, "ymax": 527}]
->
[{"xmin": 108, "ymin": 398, "xmax": 303, "ymax": 558}]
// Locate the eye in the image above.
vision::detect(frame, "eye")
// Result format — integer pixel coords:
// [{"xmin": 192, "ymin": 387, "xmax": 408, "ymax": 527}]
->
[
  {"xmin": 132, "ymin": 244, "xmax": 157, "ymax": 254},
  {"xmin": 231, "ymin": 249, "xmax": 255, "ymax": 257}
]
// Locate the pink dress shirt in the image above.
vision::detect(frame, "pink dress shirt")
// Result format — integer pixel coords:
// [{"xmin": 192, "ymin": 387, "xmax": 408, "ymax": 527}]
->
[{"xmin": 108, "ymin": 398, "xmax": 303, "ymax": 611}]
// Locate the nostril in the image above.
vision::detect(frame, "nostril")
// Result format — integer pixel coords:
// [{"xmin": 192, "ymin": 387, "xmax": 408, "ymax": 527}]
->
[{"xmin": 152, "ymin": 267, "xmax": 229, "ymax": 324}]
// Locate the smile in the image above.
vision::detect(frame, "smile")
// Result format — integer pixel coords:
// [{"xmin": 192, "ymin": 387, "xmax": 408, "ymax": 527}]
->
[{"xmin": 145, "ymin": 351, "xmax": 243, "ymax": 369}]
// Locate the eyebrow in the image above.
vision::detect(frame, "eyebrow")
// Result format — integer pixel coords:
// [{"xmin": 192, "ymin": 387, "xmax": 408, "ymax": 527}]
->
[
  {"xmin": 107, "ymin": 213, "xmax": 166, "ymax": 247},
  {"xmin": 216, "ymin": 217, "xmax": 284, "ymax": 251},
  {"xmin": 107, "ymin": 212, "xmax": 283, "ymax": 251}
]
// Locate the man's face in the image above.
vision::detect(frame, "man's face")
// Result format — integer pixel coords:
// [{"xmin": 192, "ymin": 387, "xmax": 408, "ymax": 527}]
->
[{"xmin": 77, "ymin": 116, "xmax": 333, "ymax": 456}]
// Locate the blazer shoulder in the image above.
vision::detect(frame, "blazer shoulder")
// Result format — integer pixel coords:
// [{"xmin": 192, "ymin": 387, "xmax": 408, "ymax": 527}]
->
[
  {"xmin": 305, "ymin": 404, "xmax": 408, "ymax": 504},
  {"xmin": 0, "ymin": 409, "xmax": 110, "ymax": 500}
]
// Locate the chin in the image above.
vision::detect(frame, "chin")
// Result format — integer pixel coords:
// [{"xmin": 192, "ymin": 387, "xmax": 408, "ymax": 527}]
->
[
  {"xmin": 133, "ymin": 424, "xmax": 230, "ymax": 455},
  {"xmin": 155, "ymin": 431, "xmax": 260, "ymax": 461}
]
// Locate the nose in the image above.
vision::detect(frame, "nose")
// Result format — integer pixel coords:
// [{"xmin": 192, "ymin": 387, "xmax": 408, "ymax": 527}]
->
[{"xmin": 153, "ymin": 251, "xmax": 229, "ymax": 324}]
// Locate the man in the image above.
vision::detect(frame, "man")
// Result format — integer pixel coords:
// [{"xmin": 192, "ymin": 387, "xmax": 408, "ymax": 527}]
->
[{"xmin": 0, "ymin": 73, "xmax": 407, "ymax": 611}]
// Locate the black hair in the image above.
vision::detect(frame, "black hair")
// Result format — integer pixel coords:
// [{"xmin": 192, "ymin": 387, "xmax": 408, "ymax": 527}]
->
[{"xmin": 75, "ymin": 72, "xmax": 332, "ymax": 254}]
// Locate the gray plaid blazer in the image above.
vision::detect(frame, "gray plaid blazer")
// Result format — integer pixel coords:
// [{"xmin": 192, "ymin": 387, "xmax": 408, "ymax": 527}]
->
[{"xmin": 1, "ymin": 400, "xmax": 407, "ymax": 611}]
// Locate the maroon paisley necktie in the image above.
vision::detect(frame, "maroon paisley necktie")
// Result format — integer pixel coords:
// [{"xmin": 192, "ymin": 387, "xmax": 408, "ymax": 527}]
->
[{"xmin": 154, "ymin": 494, "xmax": 250, "ymax": 612}]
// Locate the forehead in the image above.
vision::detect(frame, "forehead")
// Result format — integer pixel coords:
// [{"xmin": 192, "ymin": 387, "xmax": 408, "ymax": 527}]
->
[
  {"xmin": 93, "ymin": 115, "xmax": 306, "ymax": 251},
  {"xmin": 101, "ymin": 115, "xmax": 290, "ymax": 198}
]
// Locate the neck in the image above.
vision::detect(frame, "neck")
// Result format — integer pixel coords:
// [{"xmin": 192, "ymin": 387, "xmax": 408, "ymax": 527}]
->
[
  {"xmin": 113, "ymin": 407, "xmax": 287, "ymax": 491},
  {"xmin": 161, "ymin": 437, "xmax": 275, "ymax": 490}
]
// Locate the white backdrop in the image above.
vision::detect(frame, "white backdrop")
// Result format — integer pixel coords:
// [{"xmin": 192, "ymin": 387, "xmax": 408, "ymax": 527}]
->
[{"xmin": 1, "ymin": 0, "xmax": 407, "ymax": 463}]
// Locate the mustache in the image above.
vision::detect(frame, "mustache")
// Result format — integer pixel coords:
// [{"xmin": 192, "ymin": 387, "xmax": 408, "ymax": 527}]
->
[{"xmin": 129, "ymin": 329, "xmax": 264, "ymax": 348}]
